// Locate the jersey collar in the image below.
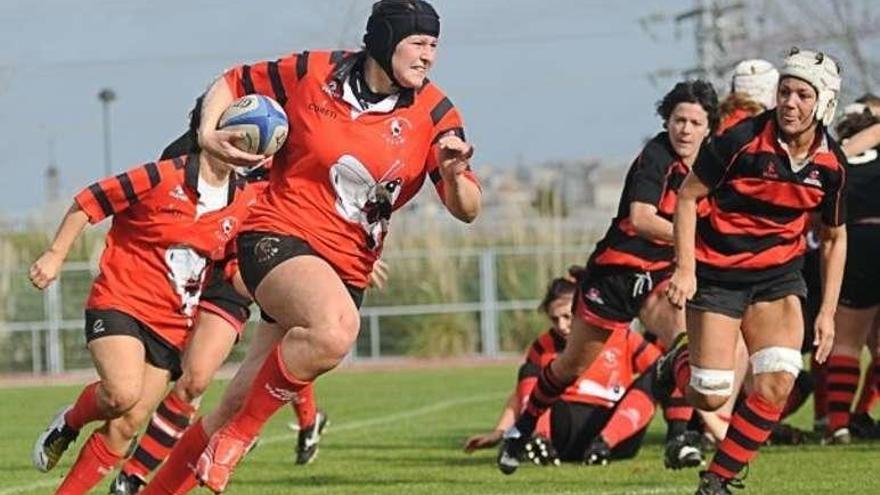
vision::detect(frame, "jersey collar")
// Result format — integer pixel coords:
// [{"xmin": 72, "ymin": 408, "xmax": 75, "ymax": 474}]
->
[
  {"xmin": 183, "ymin": 152, "xmax": 246, "ymax": 205},
  {"xmin": 328, "ymin": 51, "xmax": 416, "ymax": 110}
]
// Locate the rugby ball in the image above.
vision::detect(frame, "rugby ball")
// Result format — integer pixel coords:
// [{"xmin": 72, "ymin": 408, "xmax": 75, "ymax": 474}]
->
[{"xmin": 218, "ymin": 94, "xmax": 289, "ymax": 156}]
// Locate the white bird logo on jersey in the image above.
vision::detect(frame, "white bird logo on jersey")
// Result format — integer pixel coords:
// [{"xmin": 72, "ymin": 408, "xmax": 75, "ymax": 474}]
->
[
  {"xmin": 329, "ymin": 154, "xmax": 403, "ymax": 250},
  {"xmin": 164, "ymin": 245, "xmax": 208, "ymax": 318}
]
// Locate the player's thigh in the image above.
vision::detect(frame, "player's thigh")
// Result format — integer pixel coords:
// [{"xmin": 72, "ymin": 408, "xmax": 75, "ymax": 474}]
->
[
  {"xmin": 741, "ymin": 295, "xmax": 803, "ymax": 352},
  {"xmin": 180, "ymin": 311, "xmax": 239, "ymax": 385},
  {"xmin": 88, "ymin": 335, "xmax": 147, "ymax": 407},
  {"xmin": 639, "ymin": 284, "xmax": 685, "ymax": 348},
  {"xmin": 255, "ymin": 255, "xmax": 359, "ymax": 334},
  {"xmin": 686, "ymin": 308, "xmax": 741, "ymax": 370}
]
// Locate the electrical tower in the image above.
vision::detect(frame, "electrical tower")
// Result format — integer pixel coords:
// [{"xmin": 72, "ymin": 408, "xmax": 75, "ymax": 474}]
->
[{"xmin": 644, "ymin": 0, "xmax": 880, "ymax": 99}]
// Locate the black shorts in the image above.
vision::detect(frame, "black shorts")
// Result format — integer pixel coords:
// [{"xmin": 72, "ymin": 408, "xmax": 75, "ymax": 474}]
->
[
  {"xmin": 198, "ymin": 263, "xmax": 253, "ymax": 333},
  {"xmin": 550, "ymin": 375, "xmax": 651, "ymax": 462},
  {"xmin": 84, "ymin": 309, "xmax": 182, "ymax": 380},
  {"xmin": 237, "ymin": 232, "xmax": 365, "ymax": 322},
  {"xmin": 573, "ymin": 266, "xmax": 672, "ymax": 331},
  {"xmin": 688, "ymin": 270, "xmax": 808, "ymax": 319},
  {"xmin": 839, "ymin": 224, "xmax": 880, "ymax": 309}
]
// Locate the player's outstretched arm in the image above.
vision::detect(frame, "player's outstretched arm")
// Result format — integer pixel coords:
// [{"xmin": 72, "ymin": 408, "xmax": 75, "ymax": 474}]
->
[
  {"xmin": 29, "ymin": 204, "xmax": 89, "ymax": 289},
  {"xmin": 464, "ymin": 391, "xmax": 518, "ymax": 453},
  {"xmin": 438, "ymin": 135, "xmax": 480, "ymax": 223}
]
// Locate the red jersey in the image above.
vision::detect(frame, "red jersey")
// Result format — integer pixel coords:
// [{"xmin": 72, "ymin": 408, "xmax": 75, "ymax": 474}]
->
[
  {"xmin": 75, "ymin": 154, "xmax": 257, "ymax": 349},
  {"xmin": 716, "ymin": 108, "xmax": 755, "ymax": 135},
  {"xmin": 517, "ymin": 328, "xmax": 660, "ymax": 409},
  {"xmin": 589, "ymin": 133, "xmax": 689, "ymax": 272},
  {"xmin": 693, "ymin": 111, "xmax": 847, "ymax": 282},
  {"xmin": 223, "ymin": 50, "xmax": 480, "ymax": 288}
]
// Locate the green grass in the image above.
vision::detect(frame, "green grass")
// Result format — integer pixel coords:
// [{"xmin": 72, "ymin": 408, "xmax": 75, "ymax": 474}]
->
[{"xmin": 1, "ymin": 363, "xmax": 877, "ymax": 494}]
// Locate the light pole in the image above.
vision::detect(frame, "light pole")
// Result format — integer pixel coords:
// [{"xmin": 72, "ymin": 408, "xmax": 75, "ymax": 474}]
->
[{"xmin": 98, "ymin": 88, "xmax": 116, "ymax": 176}]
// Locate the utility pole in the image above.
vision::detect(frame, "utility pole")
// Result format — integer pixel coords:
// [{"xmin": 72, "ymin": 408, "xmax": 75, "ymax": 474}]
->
[
  {"xmin": 98, "ymin": 88, "xmax": 116, "ymax": 176},
  {"xmin": 45, "ymin": 135, "xmax": 59, "ymax": 204},
  {"xmin": 643, "ymin": 1, "xmax": 880, "ymax": 99}
]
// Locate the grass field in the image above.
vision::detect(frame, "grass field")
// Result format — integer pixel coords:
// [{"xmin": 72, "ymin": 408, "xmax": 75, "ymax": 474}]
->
[{"xmin": 1, "ymin": 363, "xmax": 878, "ymax": 494}]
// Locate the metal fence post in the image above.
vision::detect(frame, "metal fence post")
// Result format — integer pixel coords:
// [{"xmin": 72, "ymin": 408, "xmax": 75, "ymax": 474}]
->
[
  {"xmin": 479, "ymin": 249, "xmax": 499, "ymax": 357},
  {"xmin": 45, "ymin": 279, "xmax": 64, "ymax": 374},
  {"xmin": 31, "ymin": 328, "xmax": 42, "ymax": 374},
  {"xmin": 370, "ymin": 313, "xmax": 381, "ymax": 359}
]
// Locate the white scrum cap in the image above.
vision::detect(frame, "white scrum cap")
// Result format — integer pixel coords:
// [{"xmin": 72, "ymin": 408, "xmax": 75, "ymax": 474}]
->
[
  {"xmin": 731, "ymin": 59, "xmax": 779, "ymax": 110},
  {"xmin": 779, "ymin": 47, "xmax": 842, "ymax": 126}
]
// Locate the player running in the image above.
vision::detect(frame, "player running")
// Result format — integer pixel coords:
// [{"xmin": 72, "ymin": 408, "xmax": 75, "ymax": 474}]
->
[
  {"xmin": 142, "ymin": 1, "xmax": 481, "ymax": 492},
  {"xmin": 663, "ymin": 48, "xmax": 847, "ymax": 494},
  {"xmin": 496, "ymin": 79, "xmax": 720, "ymax": 475}
]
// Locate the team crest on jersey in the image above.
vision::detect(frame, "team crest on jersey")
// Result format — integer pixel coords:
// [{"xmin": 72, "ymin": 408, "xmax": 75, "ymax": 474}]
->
[
  {"xmin": 218, "ymin": 216, "xmax": 238, "ymax": 241},
  {"xmin": 330, "ymin": 155, "xmax": 404, "ymax": 250},
  {"xmin": 386, "ymin": 117, "xmax": 412, "ymax": 146},
  {"xmin": 585, "ymin": 287, "xmax": 605, "ymax": 305},
  {"xmin": 601, "ymin": 348, "xmax": 621, "ymax": 369},
  {"xmin": 762, "ymin": 162, "xmax": 779, "ymax": 179},
  {"xmin": 169, "ymin": 185, "xmax": 188, "ymax": 201},
  {"xmin": 804, "ymin": 169, "xmax": 823, "ymax": 187},
  {"xmin": 322, "ymin": 80, "xmax": 341, "ymax": 98}
]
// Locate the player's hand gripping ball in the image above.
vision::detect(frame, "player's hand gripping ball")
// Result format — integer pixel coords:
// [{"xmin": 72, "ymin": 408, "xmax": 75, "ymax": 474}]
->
[{"xmin": 218, "ymin": 94, "xmax": 289, "ymax": 156}]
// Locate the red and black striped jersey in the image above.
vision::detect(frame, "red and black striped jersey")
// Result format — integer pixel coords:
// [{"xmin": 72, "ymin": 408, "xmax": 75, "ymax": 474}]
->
[
  {"xmin": 75, "ymin": 154, "xmax": 257, "ymax": 350},
  {"xmin": 692, "ymin": 111, "xmax": 847, "ymax": 282},
  {"xmin": 223, "ymin": 50, "xmax": 480, "ymax": 288},
  {"xmin": 588, "ymin": 133, "xmax": 689, "ymax": 272},
  {"xmin": 517, "ymin": 327, "xmax": 660, "ymax": 409},
  {"xmin": 844, "ymin": 149, "xmax": 880, "ymax": 221}
]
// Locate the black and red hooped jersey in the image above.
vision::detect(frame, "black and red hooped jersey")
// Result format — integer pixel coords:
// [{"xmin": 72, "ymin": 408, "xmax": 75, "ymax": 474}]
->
[
  {"xmin": 844, "ymin": 148, "xmax": 880, "ymax": 221},
  {"xmin": 517, "ymin": 328, "xmax": 660, "ymax": 409},
  {"xmin": 75, "ymin": 154, "xmax": 256, "ymax": 349},
  {"xmin": 222, "ymin": 50, "xmax": 479, "ymax": 288},
  {"xmin": 692, "ymin": 111, "xmax": 847, "ymax": 282},
  {"xmin": 588, "ymin": 133, "xmax": 689, "ymax": 272}
]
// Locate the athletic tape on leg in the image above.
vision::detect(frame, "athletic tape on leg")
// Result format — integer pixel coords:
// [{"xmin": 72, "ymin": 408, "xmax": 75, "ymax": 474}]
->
[
  {"xmin": 750, "ymin": 346, "xmax": 803, "ymax": 377},
  {"xmin": 690, "ymin": 366, "xmax": 735, "ymax": 396}
]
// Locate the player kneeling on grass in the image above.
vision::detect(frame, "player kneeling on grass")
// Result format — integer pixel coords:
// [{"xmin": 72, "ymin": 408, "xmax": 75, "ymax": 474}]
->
[
  {"xmin": 467, "ymin": 271, "xmax": 675, "ymax": 467},
  {"xmin": 497, "ymin": 80, "xmax": 721, "ymax": 476}
]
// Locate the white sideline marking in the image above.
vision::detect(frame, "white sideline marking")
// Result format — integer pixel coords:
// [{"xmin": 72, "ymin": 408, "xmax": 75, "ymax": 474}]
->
[
  {"xmin": 1, "ymin": 393, "xmax": 505, "ymax": 494},
  {"xmin": 4, "ymin": 393, "xmax": 690, "ymax": 495},
  {"xmin": 276, "ymin": 392, "xmax": 507, "ymax": 441},
  {"xmin": 0, "ymin": 480, "xmax": 57, "ymax": 495}
]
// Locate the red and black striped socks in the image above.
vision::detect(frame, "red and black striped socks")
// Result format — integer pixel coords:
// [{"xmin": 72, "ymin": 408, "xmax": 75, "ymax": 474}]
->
[
  {"xmin": 826, "ymin": 355, "xmax": 860, "ymax": 432},
  {"xmin": 707, "ymin": 393, "xmax": 782, "ymax": 480},
  {"xmin": 120, "ymin": 392, "xmax": 195, "ymax": 482},
  {"xmin": 516, "ymin": 362, "xmax": 572, "ymax": 435}
]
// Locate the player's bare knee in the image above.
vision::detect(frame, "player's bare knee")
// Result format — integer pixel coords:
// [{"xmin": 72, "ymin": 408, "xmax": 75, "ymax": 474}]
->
[
  {"xmin": 749, "ymin": 347, "xmax": 801, "ymax": 406},
  {"xmin": 313, "ymin": 328, "xmax": 356, "ymax": 370},
  {"xmin": 751, "ymin": 373, "xmax": 795, "ymax": 406},
  {"xmin": 100, "ymin": 387, "xmax": 140, "ymax": 416},
  {"xmin": 112, "ymin": 410, "xmax": 148, "ymax": 440},
  {"xmin": 687, "ymin": 388, "xmax": 729, "ymax": 411},
  {"xmin": 176, "ymin": 371, "xmax": 210, "ymax": 402}
]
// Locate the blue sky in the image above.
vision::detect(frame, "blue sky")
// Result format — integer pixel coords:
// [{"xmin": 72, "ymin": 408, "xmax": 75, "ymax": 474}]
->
[{"xmin": 0, "ymin": 0, "xmax": 694, "ymax": 216}]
